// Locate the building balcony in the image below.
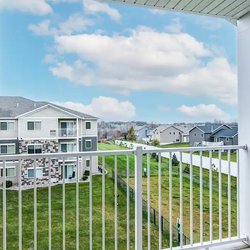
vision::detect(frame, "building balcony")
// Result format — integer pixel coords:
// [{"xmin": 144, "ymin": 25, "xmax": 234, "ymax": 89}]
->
[
  {"xmin": 58, "ymin": 128, "xmax": 77, "ymax": 137},
  {"xmin": 0, "ymin": 144, "xmax": 248, "ymax": 249}
]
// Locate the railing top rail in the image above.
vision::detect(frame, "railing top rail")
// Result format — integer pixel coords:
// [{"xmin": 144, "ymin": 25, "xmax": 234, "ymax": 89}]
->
[
  {"xmin": 141, "ymin": 144, "xmax": 246, "ymax": 154},
  {"xmin": 0, "ymin": 144, "xmax": 246, "ymax": 161},
  {"xmin": 0, "ymin": 149, "xmax": 135, "ymax": 161}
]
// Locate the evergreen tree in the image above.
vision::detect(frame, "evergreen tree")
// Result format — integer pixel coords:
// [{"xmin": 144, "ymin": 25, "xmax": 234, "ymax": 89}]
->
[{"xmin": 127, "ymin": 126, "xmax": 136, "ymax": 141}]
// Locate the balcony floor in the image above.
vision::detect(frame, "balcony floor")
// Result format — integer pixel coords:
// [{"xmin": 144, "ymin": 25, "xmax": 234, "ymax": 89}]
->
[{"xmin": 210, "ymin": 242, "xmax": 250, "ymax": 250}]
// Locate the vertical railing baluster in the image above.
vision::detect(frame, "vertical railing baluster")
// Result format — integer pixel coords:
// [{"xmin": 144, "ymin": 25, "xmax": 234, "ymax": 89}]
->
[
  {"xmin": 126, "ymin": 155, "xmax": 130, "ymax": 250},
  {"xmin": 34, "ymin": 160, "xmax": 37, "ymax": 250},
  {"xmin": 158, "ymin": 152, "xmax": 162, "ymax": 250},
  {"xmin": 179, "ymin": 152, "xmax": 183, "ymax": 248},
  {"xmin": 219, "ymin": 151, "xmax": 222, "ymax": 241},
  {"xmin": 237, "ymin": 149, "xmax": 240, "ymax": 238},
  {"xmin": 209, "ymin": 150, "xmax": 213, "ymax": 243},
  {"xmin": 89, "ymin": 156, "xmax": 93, "ymax": 250},
  {"xmin": 76, "ymin": 157, "xmax": 79, "ymax": 250},
  {"xmin": 114, "ymin": 155, "xmax": 118, "ymax": 250},
  {"xmin": 169, "ymin": 152, "xmax": 173, "ymax": 249},
  {"xmin": 102, "ymin": 155, "xmax": 106, "ymax": 250},
  {"xmin": 3, "ymin": 160, "xmax": 6, "ymax": 250},
  {"xmin": 199, "ymin": 151, "xmax": 203, "ymax": 245},
  {"xmin": 62, "ymin": 159, "xmax": 65, "ymax": 250},
  {"xmin": 190, "ymin": 152, "xmax": 193, "ymax": 245},
  {"xmin": 135, "ymin": 146, "xmax": 143, "ymax": 250},
  {"xmin": 147, "ymin": 153, "xmax": 151, "ymax": 250},
  {"xmin": 48, "ymin": 158, "xmax": 52, "ymax": 250},
  {"xmin": 18, "ymin": 159, "xmax": 22, "ymax": 250},
  {"xmin": 228, "ymin": 150, "xmax": 231, "ymax": 239}
]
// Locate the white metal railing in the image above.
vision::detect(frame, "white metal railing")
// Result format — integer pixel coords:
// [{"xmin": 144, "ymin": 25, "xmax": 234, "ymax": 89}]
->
[
  {"xmin": 58, "ymin": 128, "xmax": 77, "ymax": 137},
  {"xmin": 0, "ymin": 144, "xmax": 247, "ymax": 249}
]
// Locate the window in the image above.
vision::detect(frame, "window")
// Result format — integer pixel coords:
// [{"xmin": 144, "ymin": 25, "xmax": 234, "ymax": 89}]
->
[
  {"xmin": 0, "ymin": 144, "xmax": 15, "ymax": 154},
  {"xmin": 28, "ymin": 144, "xmax": 42, "ymax": 154},
  {"xmin": 0, "ymin": 122, "xmax": 14, "ymax": 131},
  {"xmin": 85, "ymin": 140, "xmax": 92, "ymax": 149},
  {"xmin": 169, "ymin": 132, "xmax": 171, "ymax": 135},
  {"xmin": 86, "ymin": 159, "xmax": 90, "ymax": 167},
  {"xmin": 27, "ymin": 121, "xmax": 41, "ymax": 131},
  {"xmin": 0, "ymin": 166, "xmax": 16, "ymax": 177},
  {"xmin": 86, "ymin": 122, "xmax": 91, "ymax": 130},
  {"xmin": 226, "ymin": 138, "xmax": 229, "ymax": 142},
  {"xmin": 27, "ymin": 167, "xmax": 44, "ymax": 178},
  {"xmin": 60, "ymin": 143, "xmax": 75, "ymax": 153},
  {"xmin": 201, "ymin": 134, "xmax": 204, "ymax": 137},
  {"xmin": 194, "ymin": 133, "xmax": 197, "ymax": 137},
  {"xmin": 173, "ymin": 132, "xmax": 175, "ymax": 135}
]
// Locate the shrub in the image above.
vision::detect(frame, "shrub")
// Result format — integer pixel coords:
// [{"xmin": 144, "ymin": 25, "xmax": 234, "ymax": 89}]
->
[
  {"xmin": 151, "ymin": 153, "xmax": 157, "ymax": 159},
  {"xmin": 82, "ymin": 176, "xmax": 88, "ymax": 181},
  {"xmin": 151, "ymin": 139, "xmax": 160, "ymax": 147},
  {"xmin": 84, "ymin": 170, "xmax": 90, "ymax": 176},
  {"xmin": 6, "ymin": 180, "xmax": 13, "ymax": 188},
  {"xmin": 183, "ymin": 165, "xmax": 190, "ymax": 174},
  {"xmin": 172, "ymin": 153, "xmax": 179, "ymax": 166}
]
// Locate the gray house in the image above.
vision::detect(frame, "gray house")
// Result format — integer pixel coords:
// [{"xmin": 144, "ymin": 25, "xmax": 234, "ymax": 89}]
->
[
  {"xmin": 135, "ymin": 125, "xmax": 152, "ymax": 141},
  {"xmin": 189, "ymin": 124, "xmax": 233, "ymax": 146},
  {"xmin": 211, "ymin": 126, "xmax": 238, "ymax": 145}
]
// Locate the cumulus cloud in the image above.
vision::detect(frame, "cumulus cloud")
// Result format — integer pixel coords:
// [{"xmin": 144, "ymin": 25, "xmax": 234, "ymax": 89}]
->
[
  {"xmin": 83, "ymin": 0, "xmax": 121, "ymax": 21},
  {"xmin": 54, "ymin": 96, "xmax": 136, "ymax": 121},
  {"xmin": 177, "ymin": 104, "xmax": 231, "ymax": 121},
  {"xmin": 29, "ymin": 14, "xmax": 93, "ymax": 36},
  {"xmin": 0, "ymin": 0, "xmax": 53, "ymax": 15},
  {"xmin": 50, "ymin": 26, "xmax": 237, "ymax": 104}
]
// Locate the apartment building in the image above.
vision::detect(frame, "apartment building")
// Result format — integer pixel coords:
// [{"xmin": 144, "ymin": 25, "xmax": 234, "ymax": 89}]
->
[{"xmin": 0, "ymin": 96, "xmax": 98, "ymax": 187}]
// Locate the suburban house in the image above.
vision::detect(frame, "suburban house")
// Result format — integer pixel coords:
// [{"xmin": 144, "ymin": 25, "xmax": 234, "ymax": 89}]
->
[
  {"xmin": 189, "ymin": 123, "xmax": 238, "ymax": 146},
  {"xmin": 134, "ymin": 125, "xmax": 153, "ymax": 141},
  {"xmin": 0, "ymin": 96, "xmax": 98, "ymax": 187},
  {"xmin": 152, "ymin": 124, "xmax": 191, "ymax": 144}
]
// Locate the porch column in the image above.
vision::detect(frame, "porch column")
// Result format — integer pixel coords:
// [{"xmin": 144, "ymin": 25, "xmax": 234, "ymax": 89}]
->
[{"xmin": 238, "ymin": 12, "xmax": 250, "ymax": 243}]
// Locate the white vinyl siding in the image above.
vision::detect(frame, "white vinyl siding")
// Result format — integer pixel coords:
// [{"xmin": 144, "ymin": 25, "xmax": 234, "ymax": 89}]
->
[{"xmin": 0, "ymin": 144, "xmax": 15, "ymax": 154}]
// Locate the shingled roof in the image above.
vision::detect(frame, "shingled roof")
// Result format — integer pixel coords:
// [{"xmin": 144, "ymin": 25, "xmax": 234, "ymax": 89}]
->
[{"xmin": 0, "ymin": 96, "xmax": 97, "ymax": 119}]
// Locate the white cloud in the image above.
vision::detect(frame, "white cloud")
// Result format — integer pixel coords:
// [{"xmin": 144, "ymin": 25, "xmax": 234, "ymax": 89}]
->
[
  {"xmin": 165, "ymin": 18, "xmax": 183, "ymax": 33},
  {"xmin": 177, "ymin": 104, "xmax": 231, "ymax": 121},
  {"xmin": 148, "ymin": 9, "xmax": 166, "ymax": 15},
  {"xmin": 54, "ymin": 96, "xmax": 136, "ymax": 121},
  {"xmin": 83, "ymin": 0, "xmax": 121, "ymax": 21},
  {"xmin": 50, "ymin": 26, "xmax": 237, "ymax": 105},
  {"xmin": 0, "ymin": 0, "xmax": 52, "ymax": 15},
  {"xmin": 29, "ymin": 14, "xmax": 93, "ymax": 36}
]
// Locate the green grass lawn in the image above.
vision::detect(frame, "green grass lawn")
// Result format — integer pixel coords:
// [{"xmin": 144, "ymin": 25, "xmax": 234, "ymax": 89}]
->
[
  {"xmin": 159, "ymin": 142, "xmax": 237, "ymax": 162},
  {"xmin": 98, "ymin": 143, "xmax": 238, "ymax": 243},
  {"xmin": 159, "ymin": 143, "xmax": 190, "ymax": 148},
  {"xmin": 0, "ymin": 161, "xmax": 164, "ymax": 249}
]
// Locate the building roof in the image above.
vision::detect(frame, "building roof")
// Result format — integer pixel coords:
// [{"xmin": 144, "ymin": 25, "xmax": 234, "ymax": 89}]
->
[
  {"xmin": 0, "ymin": 96, "xmax": 97, "ymax": 119},
  {"xmin": 111, "ymin": 0, "xmax": 250, "ymax": 24},
  {"xmin": 191, "ymin": 123, "xmax": 224, "ymax": 133},
  {"xmin": 212, "ymin": 127, "xmax": 238, "ymax": 138},
  {"xmin": 153, "ymin": 124, "xmax": 169, "ymax": 133}
]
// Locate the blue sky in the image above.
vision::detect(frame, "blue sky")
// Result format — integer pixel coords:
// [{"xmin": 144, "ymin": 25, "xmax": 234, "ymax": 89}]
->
[{"xmin": 0, "ymin": 0, "xmax": 237, "ymax": 123}]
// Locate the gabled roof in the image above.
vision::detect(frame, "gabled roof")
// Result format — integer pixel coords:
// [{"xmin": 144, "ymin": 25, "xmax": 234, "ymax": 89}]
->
[
  {"xmin": 153, "ymin": 125, "xmax": 169, "ymax": 133},
  {"xmin": 190, "ymin": 123, "xmax": 225, "ymax": 133},
  {"xmin": 0, "ymin": 96, "xmax": 97, "ymax": 119},
  {"xmin": 212, "ymin": 127, "xmax": 238, "ymax": 138},
  {"xmin": 161, "ymin": 125, "xmax": 184, "ymax": 134}
]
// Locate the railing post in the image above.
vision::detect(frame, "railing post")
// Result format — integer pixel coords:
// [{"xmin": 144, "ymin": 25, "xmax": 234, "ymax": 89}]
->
[
  {"xmin": 238, "ymin": 12, "xmax": 250, "ymax": 244},
  {"xmin": 135, "ymin": 146, "xmax": 143, "ymax": 250}
]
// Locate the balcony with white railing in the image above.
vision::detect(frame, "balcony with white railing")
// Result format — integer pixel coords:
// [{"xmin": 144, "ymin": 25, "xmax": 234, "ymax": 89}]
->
[
  {"xmin": 0, "ymin": 144, "xmax": 248, "ymax": 250},
  {"xmin": 58, "ymin": 128, "xmax": 77, "ymax": 138}
]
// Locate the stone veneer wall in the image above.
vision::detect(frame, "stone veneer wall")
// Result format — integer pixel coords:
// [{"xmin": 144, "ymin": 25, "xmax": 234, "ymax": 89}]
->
[{"xmin": 19, "ymin": 140, "xmax": 60, "ymax": 186}]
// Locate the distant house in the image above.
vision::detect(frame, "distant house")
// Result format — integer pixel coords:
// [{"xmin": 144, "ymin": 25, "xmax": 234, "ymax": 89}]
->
[
  {"xmin": 134, "ymin": 125, "xmax": 152, "ymax": 141},
  {"xmin": 189, "ymin": 123, "xmax": 237, "ymax": 146},
  {"xmin": 211, "ymin": 126, "xmax": 238, "ymax": 145},
  {"xmin": 152, "ymin": 125, "xmax": 190, "ymax": 145}
]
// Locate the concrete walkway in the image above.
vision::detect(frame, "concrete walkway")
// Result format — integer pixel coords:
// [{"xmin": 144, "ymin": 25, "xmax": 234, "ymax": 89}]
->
[{"xmin": 115, "ymin": 140, "xmax": 238, "ymax": 177}]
